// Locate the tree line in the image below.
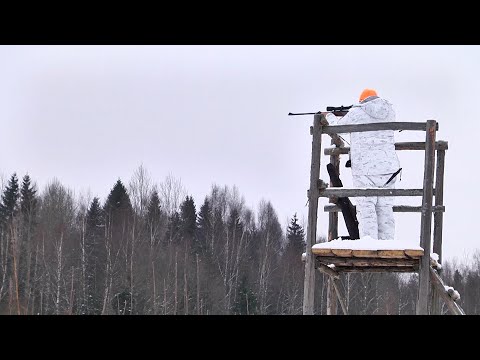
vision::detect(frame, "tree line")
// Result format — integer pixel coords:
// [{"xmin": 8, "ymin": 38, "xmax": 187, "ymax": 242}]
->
[{"xmin": 0, "ymin": 166, "xmax": 478, "ymax": 315}]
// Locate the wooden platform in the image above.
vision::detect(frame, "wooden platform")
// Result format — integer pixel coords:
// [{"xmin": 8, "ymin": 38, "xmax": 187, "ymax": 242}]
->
[{"xmin": 312, "ymin": 247, "xmax": 424, "ymax": 273}]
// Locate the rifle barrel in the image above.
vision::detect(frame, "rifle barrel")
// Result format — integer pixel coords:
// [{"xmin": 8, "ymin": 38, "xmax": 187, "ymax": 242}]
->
[{"xmin": 288, "ymin": 112, "xmax": 317, "ymax": 116}]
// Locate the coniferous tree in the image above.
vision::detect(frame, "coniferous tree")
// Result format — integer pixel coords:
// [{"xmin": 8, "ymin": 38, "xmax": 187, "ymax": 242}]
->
[
  {"xmin": 103, "ymin": 179, "xmax": 133, "ymax": 311},
  {"xmin": 286, "ymin": 213, "xmax": 305, "ymax": 254},
  {"xmin": 18, "ymin": 174, "xmax": 38, "ymax": 304},
  {"xmin": 104, "ymin": 180, "xmax": 133, "ymax": 218},
  {"xmin": 232, "ymin": 275, "xmax": 258, "ymax": 315},
  {"xmin": 20, "ymin": 175, "xmax": 37, "ymax": 218},
  {"xmin": 180, "ymin": 196, "xmax": 196, "ymax": 241},
  {"xmin": 279, "ymin": 213, "xmax": 306, "ymax": 314},
  {"xmin": 0, "ymin": 173, "xmax": 20, "ymax": 304},
  {"xmin": 146, "ymin": 190, "xmax": 165, "ymax": 246},
  {"xmin": 82, "ymin": 197, "xmax": 104, "ymax": 314},
  {"xmin": 0, "ymin": 173, "xmax": 20, "ymax": 223},
  {"xmin": 146, "ymin": 191, "xmax": 161, "ymax": 226},
  {"xmin": 196, "ymin": 198, "xmax": 211, "ymax": 252},
  {"xmin": 167, "ymin": 211, "xmax": 182, "ymax": 244}
]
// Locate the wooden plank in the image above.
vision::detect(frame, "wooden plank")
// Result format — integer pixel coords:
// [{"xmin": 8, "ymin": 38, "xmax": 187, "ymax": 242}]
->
[
  {"xmin": 416, "ymin": 120, "xmax": 436, "ymax": 315},
  {"xmin": 432, "ymin": 149, "xmax": 446, "ymax": 315},
  {"xmin": 312, "ymin": 248, "xmax": 424, "ymax": 259},
  {"xmin": 336, "ymin": 267, "xmax": 418, "ymax": 273},
  {"xmin": 324, "ymin": 141, "xmax": 448, "ymax": 155},
  {"xmin": 303, "ymin": 114, "xmax": 323, "ymax": 315},
  {"xmin": 312, "ymin": 248, "xmax": 335, "ymax": 256},
  {"xmin": 319, "ymin": 188, "xmax": 428, "ymax": 198},
  {"xmin": 322, "ymin": 121, "xmax": 439, "ymax": 134},
  {"xmin": 317, "ymin": 257, "xmax": 418, "ymax": 268},
  {"xmin": 331, "ymin": 249, "xmax": 353, "ymax": 257},
  {"xmin": 324, "ymin": 204, "xmax": 445, "ymax": 213},
  {"xmin": 351, "ymin": 250, "xmax": 380, "ymax": 258},
  {"xmin": 429, "ymin": 267, "xmax": 465, "ymax": 315},
  {"xmin": 433, "ymin": 149, "xmax": 446, "ymax": 263},
  {"xmin": 404, "ymin": 249, "xmax": 424, "ymax": 258},
  {"xmin": 393, "ymin": 205, "xmax": 444, "ymax": 213},
  {"xmin": 376, "ymin": 250, "xmax": 409, "ymax": 259},
  {"xmin": 315, "ymin": 249, "xmax": 423, "ymax": 259}
]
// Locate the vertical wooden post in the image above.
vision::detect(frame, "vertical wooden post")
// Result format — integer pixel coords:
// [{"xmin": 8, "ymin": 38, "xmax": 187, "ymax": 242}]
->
[
  {"xmin": 327, "ymin": 139, "xmax": 339, "ymax": 315},
  {"xmin": 303, "ymin": 114, "xmax": 323, "ymax": 315},
  {"xmin": 328, "ymin": 139, "xmax": 340, "ymax": 242},
  {"xmin": 431, "ymin": 149, "xmax": 446, "ymax": 315},
  {"xmin": 416, "ymin": 120, "xmax": 436, "ymax": 315},
  {"xmin": 326, "ymin": 281, "xmax": 338, "ymax": 315}
]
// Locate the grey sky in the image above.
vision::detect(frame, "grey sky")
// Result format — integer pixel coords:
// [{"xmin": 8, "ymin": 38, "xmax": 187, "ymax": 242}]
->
[{"xmin": 1, "ymin": 45, "xmax": 479, "ymax": 262}]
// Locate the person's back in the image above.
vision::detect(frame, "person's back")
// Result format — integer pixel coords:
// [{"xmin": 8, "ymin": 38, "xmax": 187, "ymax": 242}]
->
[
  {"xmin": 325, "ymin": 89, "xmax": 401, "ymax": 240},
  {"xmin": 346, "ymin": 96, "xmax": 400, "ymax": 177}
]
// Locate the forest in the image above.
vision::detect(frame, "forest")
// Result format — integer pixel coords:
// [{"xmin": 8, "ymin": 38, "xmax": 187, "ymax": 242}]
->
[{"xmin": 1, "ymin": 166, "xmax": 478, "ymax": 315}]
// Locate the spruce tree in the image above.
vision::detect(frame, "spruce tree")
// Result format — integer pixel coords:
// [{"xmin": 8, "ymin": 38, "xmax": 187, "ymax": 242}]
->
[
  {"xmin": 0, "ymin": 173, "xmax": 20, "ymax": 223},
  {"xmin": 104, "ymin": 179, "xmax": 133, "ymax": 216},
  {"xmin": 103, "ymin": 179, "xmax": 133, "ymax": 243},
  {"xmin": 20, "ymin": 174, "xmax": 37, "ymax": 218},
  {"xmin": 232, "ymin": 276, "xmax": 258, "ymax": 315},
  {"xmin": 180, "ymin": 196, "xmax": 196, "ymax": 240},
  {"xmin": 18, "ymin": 174, "xmax": 38, "ymax": 301},
  {"xmin": 0, "ymin": 173, "xmax": 20, "ymax": 291},
  {"xmin": 286, "ymin": 213, "xmax": 305, "ymax": 254},
  {"xmin": 167, "ymin": 211, "xmax": 182, "ymax": 243},
  {"xmin": 146, "ymin": 191, "xmax": 161, "ymax": 225},
  {"xmin": 196, "ymin": 198, "xmax": 212, "ymax": 251},
  {"xmin": 103, "ymin": 179, "xmax": 133, "ymax": 298},
  {"xmin": 83, "ymin": 197, "xmax": 104, "ymax": 314}
]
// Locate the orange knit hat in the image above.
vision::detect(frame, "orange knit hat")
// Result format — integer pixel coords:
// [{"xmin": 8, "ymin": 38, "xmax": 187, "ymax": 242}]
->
[{"xmin": 359, "ymin": 88, "xmax": 378, "ymax": 102}]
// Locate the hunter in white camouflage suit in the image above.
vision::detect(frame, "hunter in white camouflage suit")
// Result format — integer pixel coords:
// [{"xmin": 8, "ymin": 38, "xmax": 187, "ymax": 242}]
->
[{"xmin": 326, "ymin": 89, "xmax": 401, "ymax": 240}]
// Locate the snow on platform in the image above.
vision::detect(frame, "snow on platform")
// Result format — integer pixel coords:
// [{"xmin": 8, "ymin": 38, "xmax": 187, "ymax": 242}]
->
[{"xmin": 312, "ymin": 236, "xmax": 424, "ymax": 259}]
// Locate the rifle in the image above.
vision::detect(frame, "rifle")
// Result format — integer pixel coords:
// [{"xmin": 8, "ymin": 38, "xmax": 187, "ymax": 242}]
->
[
  {"xmin": 288, "ymin": 105, "xmax": 353, "ymax": 117},
  {"xmin": 291, "ymin": 105, "xmax": 353, "ymax": 168}
]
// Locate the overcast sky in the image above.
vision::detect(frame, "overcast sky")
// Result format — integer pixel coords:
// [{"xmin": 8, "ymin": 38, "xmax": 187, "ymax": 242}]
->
[{"xmin": 1, "ymin": 45, "xmax": 479, "ymax": 263}]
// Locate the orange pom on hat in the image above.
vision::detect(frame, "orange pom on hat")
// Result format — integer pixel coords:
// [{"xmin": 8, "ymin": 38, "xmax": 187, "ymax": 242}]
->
[{"xmin": 359, "ymin": 88, "xmax": 378, "ymax": 102}]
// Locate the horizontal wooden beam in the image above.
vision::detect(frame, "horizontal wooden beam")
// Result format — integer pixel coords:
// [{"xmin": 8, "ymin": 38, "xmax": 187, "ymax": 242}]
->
[
  {"xmin": 313, "ymin": 248, "xmax": 423, "ymax": 259},
  {"xmin": 324, "ymin": 204, "xmax": 446, "ymax": 213},
  {"xmin": 324, "ymin": 141, "xmax": 449, "ymax": 155},
  {"xmin": 331, "ymin": 267, "xmax": 418, "ymax": 273},
  {"xmin": 321, "ymin": 122, "xmax": 439, "ymax": 134},
  {"xmin": 316, "ymin": 257, "xmax": 418, "ymax": 268},
  {"xmin": 316, "ymin": 264, "xmax": 340, "ymax": 279},
  {"xmin": 319, "ymin": 188, "xmax": 430, "ymax": 198},
  {"xmin": 336, "ymin": 266, "xmax": 418, "ymax": 274}
]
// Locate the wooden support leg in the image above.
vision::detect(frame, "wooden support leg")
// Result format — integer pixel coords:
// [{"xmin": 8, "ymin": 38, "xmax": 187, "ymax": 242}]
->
[
  {"xmin": 416, "ymin": 120, "xmax": 436, "ymax": 315},
  {"xmin": 317, "ymin": 264, "xmax": 347, "ymax": 315},
  {"xmin": 327, "ymin": 279, "xmax": 337, "ymax": 315},
  {"xmin": 303, "ymin": 114, "xmax": 323, "ymax": 315},
  {"xmin": 429, "ymin": 267, "xmax": 465, "ymax": 315}
]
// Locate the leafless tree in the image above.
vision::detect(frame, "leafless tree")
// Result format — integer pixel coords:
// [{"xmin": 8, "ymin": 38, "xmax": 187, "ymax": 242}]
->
[{"xmin": 158, "ymin": 174, "xmax": 186, "ymax": 217}]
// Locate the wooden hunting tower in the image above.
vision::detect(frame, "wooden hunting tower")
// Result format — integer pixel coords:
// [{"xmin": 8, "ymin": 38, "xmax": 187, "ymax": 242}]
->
[{"xmin": 302, "ymin": 113, "xmax": 464, "ymax": 315}]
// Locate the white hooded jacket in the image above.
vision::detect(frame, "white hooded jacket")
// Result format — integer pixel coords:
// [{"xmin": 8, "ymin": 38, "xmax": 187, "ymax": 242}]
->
[{"xmin": 326, "ymin": 97, "xmax": 401, "ymax": 177}]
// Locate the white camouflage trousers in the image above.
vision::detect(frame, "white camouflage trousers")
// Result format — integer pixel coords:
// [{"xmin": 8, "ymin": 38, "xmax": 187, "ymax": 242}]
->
[{"xmin": 352, "ymin": 174, "xmax": 397, "ymax": 240}]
